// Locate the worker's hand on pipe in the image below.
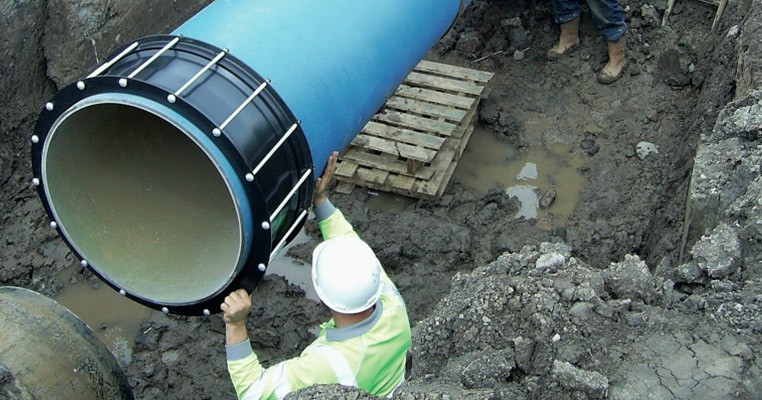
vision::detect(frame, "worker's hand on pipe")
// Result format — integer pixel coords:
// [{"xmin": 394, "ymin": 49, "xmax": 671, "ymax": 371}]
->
[
  {"xmin": 221, "ymin": 289, "xmax": 252, "ymax": 325},
  {"xmin": 313, "ymin": 151, "xmax": 339, "ymax": 207}
]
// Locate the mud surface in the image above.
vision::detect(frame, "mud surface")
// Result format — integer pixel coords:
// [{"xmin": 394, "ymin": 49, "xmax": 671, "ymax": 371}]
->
[{"xmin": 1, "ymin": 0, "xmax": 760, "ymax": 399}]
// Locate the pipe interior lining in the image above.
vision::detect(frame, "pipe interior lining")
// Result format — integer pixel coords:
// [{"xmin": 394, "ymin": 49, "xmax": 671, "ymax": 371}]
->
[{"xmin": 43, "ymin": 103, "xmax": 243, "ymax": 304}]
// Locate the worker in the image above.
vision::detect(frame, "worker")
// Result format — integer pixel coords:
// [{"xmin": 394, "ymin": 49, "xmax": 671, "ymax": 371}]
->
[
  {"xmin": 221, "ymin": 151, "xmax": 412, "ymax": 399},
  {"xmin": 546, "ymin": 0, "xmax": 628, "ymax": 84}
]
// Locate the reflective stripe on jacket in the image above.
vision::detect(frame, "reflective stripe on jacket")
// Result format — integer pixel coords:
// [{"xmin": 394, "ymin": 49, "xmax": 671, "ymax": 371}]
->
[{"xmin": 227, "ymin": 202, "xmax": 412, "ymax": 399}]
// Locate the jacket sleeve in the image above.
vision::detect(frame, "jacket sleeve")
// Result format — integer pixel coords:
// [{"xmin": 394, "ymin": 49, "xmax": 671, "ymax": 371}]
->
[
  {"xmin": 314, "ymin": 200, "xmax": 358, "ymax": 240},
  {"xmin": 227, "ymin": 340, "xmax": 337, "ymax": 399}
]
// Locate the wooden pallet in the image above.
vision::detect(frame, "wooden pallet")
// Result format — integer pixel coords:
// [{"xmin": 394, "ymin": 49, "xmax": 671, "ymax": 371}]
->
[{"xmin": 335, "ymin": 60, "xmax": 493, "ymax": 200}]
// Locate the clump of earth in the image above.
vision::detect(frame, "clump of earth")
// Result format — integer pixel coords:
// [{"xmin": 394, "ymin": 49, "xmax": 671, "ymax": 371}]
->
[{"xmin": 1, "ymin": 0, "xmax": 760, "ymax": 399}]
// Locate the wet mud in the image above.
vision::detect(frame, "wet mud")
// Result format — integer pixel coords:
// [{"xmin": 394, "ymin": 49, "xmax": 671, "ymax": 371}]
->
[{"xmin": 1, "ymin": 0, "xmax": 761, "ymax": 399}]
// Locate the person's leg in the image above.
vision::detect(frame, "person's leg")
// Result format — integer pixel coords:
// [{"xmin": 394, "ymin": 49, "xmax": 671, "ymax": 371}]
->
[
  {"xmin": 586, "ymin": 0, "xmax": 627, "ymax": 42},
  {"xmin": 586, "ymin": 0, "xmax": 628, "ymax": 83},
  {"xmin": 552, "ymin": 0, "xmax": 583, "ymax": 24},
  {"xmin": 546, "ymin": 0, "xmax": 582, "ymax": 59}
]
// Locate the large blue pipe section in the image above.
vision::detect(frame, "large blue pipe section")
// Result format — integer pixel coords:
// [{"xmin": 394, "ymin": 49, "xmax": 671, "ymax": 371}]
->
[
  {"xmin": 175, "ymin": 0, "xmax": 467, "ymax": 175},
  {"xmin": 31, "ymin": 0, "xmax": 469, "ymax": 315}
]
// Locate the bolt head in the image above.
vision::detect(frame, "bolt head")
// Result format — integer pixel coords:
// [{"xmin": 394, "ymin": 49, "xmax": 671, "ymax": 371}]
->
[
  {"xmin": 80, "ymin": 260, "xmax": 88, "ymax": 267},
  {"xmin": 258, "ymin": 263, "xmax": 266, "ymax": 272},
  {"xmin": 77, "ymin": 81, "xmax": 85, "ymax": 90},
  {"xmin": 118, "ymin": 78, "xmax": 128, "ymax": 87},
  {"xmin": 50, "ymin": 221, "xmax": 58, "ymax": 229},
  {"xmin": 31, "ymin": 135, "xmax": 39, "ymax": 144},
  {"xmin": 203, "ymin": 309, "xmax": 211, "ymax": 317},
  {"xmin": 45, "ymin": 103, "xmax": 54, "ymax": 111},
  {"xmin": 261, "ymin": 221, "xmax": 270, "ymax": 230},
  {"xmin": 212, "ymin": 128, "xmax": 222, "ymax": 137},
  {"xmin": 245, "ymin": 173, "xmax": 254, "ymax": 182},
  {"xmin": 32, "ymin": 178, "xmax": 40, "ymax": 186},
  {"xmin": 167, "ymin": 94, "xmax": 176, "ymax": 104},
  {"xmin": 161, "ymin": 307, "xmax": 169, "ymax": 314},
  {"xmin": 119, "ymin": 289, "xmax": 126, "ymax": 296}
]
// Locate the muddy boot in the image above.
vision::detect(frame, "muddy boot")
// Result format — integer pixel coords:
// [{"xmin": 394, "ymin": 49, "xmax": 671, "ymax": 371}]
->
[
  {"xmin": 546, "ymin": 18, "xmax": 580, "ymax": 60},
  {"xmin": 597, "ymin": 36, "xmax": 627, "ymax": 84}
]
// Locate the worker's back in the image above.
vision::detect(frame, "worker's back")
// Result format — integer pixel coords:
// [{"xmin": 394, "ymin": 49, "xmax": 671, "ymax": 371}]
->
[{"xmin": 300, "ymin": 272, "xmax": 411, "ymax": 396}]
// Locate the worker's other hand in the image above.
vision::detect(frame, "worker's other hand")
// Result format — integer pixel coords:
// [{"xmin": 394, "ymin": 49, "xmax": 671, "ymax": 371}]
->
[
  {"xmin": 221, "ymin": 289, "xmax": 252, "ymax": 326},
  {"xmin": 314, "ymin": 150, "xmax": 339, "ymax": 207}
]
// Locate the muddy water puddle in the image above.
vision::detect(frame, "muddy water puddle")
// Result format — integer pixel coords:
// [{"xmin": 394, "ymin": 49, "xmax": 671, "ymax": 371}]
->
[
  {"xmin": 365, "ymin": 191, "xmax": 417, "ymax": 212},
  {"xmin": 453, "ymin": 126, "xmax": 586, "ymax": 230},
  {"xmin": 265, "ymin": 228, "xmax": 319, "ymax": 302},
  {"xmin": 53, "ymin": 265, "xmax": 152, "ymax": 365}
]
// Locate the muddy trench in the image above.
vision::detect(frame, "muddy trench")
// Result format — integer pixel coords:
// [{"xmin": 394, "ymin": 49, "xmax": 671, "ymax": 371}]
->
[{"xmin": 1, "ymin": 0, "xmax": 761, "ymax": 399}]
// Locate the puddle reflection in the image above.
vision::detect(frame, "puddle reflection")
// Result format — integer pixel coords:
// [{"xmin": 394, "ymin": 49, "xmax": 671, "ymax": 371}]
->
[{"xmin": 453, "ymin": 126, "xmax": 586, "ymax": 229}]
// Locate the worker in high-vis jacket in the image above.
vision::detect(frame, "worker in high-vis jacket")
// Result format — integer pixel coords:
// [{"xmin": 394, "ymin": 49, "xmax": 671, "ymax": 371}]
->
[{"xmin": 221, "ymin": 151, "xmax": 412, "ymax": 399}]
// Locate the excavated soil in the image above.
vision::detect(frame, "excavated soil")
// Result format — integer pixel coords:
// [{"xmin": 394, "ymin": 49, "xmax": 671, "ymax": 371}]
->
[{"xmin": 1, "ymin": 1, "xmax": 760, "ymax": 399}]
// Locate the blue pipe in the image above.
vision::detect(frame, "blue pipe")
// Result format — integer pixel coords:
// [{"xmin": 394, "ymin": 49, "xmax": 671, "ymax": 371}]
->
[
  {"xmin": 175, "ymin": 0, "xmax": 467, "ymax": 177},
  {"xmin": 32, "ymin": 0, "xmax": 470, "ymax": 315}
]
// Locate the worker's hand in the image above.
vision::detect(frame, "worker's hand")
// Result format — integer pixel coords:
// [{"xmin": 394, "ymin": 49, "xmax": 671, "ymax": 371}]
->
[
  {"xmin": 221, "ymin": 289, "xmax": 252, "ymax": 326},
  {"xmin": 314, "ymin": 151, "xmax": 339, "ymax": 207}
]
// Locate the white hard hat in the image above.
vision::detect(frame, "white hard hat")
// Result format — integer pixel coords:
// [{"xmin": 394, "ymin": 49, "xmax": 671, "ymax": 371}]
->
[{"xmin": 311, "ymin": 235, "xmax": 383, "ymax": 314}]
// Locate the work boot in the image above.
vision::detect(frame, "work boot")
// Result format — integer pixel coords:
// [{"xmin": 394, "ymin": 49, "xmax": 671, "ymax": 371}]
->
[
  {"xmin": 546, "ymin": 18, "xmax": 580, "ymax": 60},
  {"xmin": 597, "ymin": 36, "xmax": 627, "ymax": 84}
]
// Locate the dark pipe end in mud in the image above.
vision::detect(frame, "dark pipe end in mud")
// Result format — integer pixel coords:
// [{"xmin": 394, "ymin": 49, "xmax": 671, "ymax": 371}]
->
[{"xmin": 0, "ymin": 287, "xmax": 134, "ymax": 399}]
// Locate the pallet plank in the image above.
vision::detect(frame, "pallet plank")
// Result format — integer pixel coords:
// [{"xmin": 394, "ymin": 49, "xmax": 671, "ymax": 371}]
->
[
  {"xmin": 352, "ymin": 134, "xmax": 399, "ymax": 156},
  {"xmin": 417, "ymin": 147, "xmax": 457, "ymax": 197},
  {"xmin": 386, "ymin": 96, "xmax": 467, "ymax": 122},
  {"xmin": 415, "ymin": 59, "xmax": 495, "ymax": 83},
  {"xmin": 454, "ymin": 124, "xmax": 476, "ymax": 160},
  {"xmin": 405, "ymin": 71, "xmax": 486, "ymax": 96},
  {"xmin": 342, "ymin": 149, "xmax": 436, "ymax": 180},
  {"xmin": 356, "ymin": 168, "xmax": 389, "ymax": 186},
  {"xmin": 450, "ymin": 101, "xmax": 479, "ymax": 140},
  {"xmin": 335, "ymin": 160, "xmax": 358, "ymax": 178},
  {"xmin": 395, "ymin": 85, "xmax": 475, "ymax": 110},
  {"xmin": 375, "ymin": 111, "xmax": 457, "ymax": 137},
  {"xmin": 397, "ymin": 143, "xmax": 436, "ymax": 163},
  {"xmin": 362, "ymin": 121, "xmax": 445, "ymax": 150},
  {"xmin": 390, "ymin": 175, "xmax": 416, "ymax": 191}
]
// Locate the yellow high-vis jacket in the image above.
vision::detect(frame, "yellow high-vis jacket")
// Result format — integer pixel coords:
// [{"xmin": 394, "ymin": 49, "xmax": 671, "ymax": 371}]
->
[{"xmin": 226, "ymin": 200, "xmax": 412, "ymax": 399}]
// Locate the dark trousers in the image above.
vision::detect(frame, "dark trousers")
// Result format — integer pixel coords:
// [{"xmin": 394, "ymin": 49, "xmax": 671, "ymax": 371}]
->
[{"xmin": 551, "ymin": 0, "xmax": 627, "ymax": 41}]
